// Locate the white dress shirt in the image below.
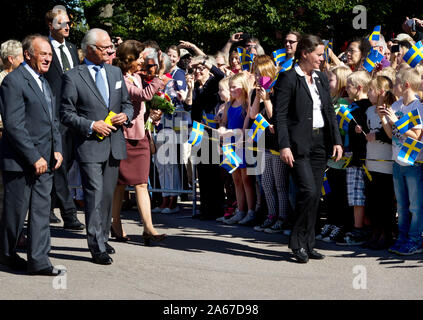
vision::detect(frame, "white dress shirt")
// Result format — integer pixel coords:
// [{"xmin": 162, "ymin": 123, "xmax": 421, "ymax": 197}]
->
[
  {"xmin": 294, "ymin": 64, "xmax": 325, "ymax": 128},
  {"xmin": 50, "ymin": 37, "xmax": 74, "ymax": 70}
]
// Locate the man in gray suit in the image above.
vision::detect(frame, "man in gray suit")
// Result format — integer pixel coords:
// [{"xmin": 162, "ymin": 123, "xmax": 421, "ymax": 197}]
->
[
  {"xmin": 0, "ymin": 35, "xmax": 65, "ymax": 276},
  {"xmin": 61, "ymin": 28, "xmax": 133, "ymax": 265}
]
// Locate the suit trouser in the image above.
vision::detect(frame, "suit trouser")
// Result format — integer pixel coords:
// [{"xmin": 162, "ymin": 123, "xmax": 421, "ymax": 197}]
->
[
  {"xmin": 79, "ymin": 155, "xmax": 120, "ymax": 256},
  {"xmin": 289, "ymin": 129, "xmax": 327, "ymax": 251},
  {"xmin": 0, "ymin": 170, "xmax": 53, "ymax": 272},
  {"xmin": 51, "ymin": 127, "xmax": 77, "ymax": 220}
]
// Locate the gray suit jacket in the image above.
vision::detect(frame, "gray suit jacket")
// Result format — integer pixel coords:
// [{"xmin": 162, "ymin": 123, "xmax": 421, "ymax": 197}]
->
[
  {"xmin": 60, "ymin": 63, "xmax": 134, "ymax": 163},
  {"xmin": 0, "ymin": 64, "xmax": 62, "ymax": 172}
]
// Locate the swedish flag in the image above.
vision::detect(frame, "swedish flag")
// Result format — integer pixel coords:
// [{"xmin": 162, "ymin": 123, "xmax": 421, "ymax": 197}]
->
[
  {"xmin": 363, "ymin": 48, "xmax": 384, "ymax": 72},
  {"xmin": 272, "ymin": 48, "xmax": 286, "ymax": 66},
  {"xmin": 395, "ymin": 109, "xmax": 422, "ymax": 134},
  {"xmin": 324, "ymin": 40, "xmax": 333, "ymax": 62},
  {"xmin": 248, "ymin": 113, "xmax": 270, "ymax": 142},
  {"xmin": 403, "ymin": 41, "xmax": 423, "ymax": 68},
  {"xmin": 266, "ymin": 58, "xmax": 294, "ymax": 92},
  {"xmin": 280, "ymin": 57, "xmax": 293, "ymax": 71},
  {"xmin": 337, "ymin": 105, "xmax": 354, "ymax": 131},
  {"xmin": 220, "ymin": 145, "xmax": 242, "ymax": 173},
  {"xmin": 369, "ymin": 25, "xmax": 381, "ymax": 42},
  {"xmin": 188, "ymin": 121, "xmax": 205, "ymax": 147},
  {"xmin": 321, "ymin": 173, "xmax": 331, "ymax": 196},
  {"xmin": 397, "ymin": 137, "xmax": 423, "ymax": 165},
  {"xmin": 237, "ymin": 47, "xmax": 254, "ymax": 71},
  {"xmin": 202, "ymin": 111, "xmax": 218, "ymax": 129}
]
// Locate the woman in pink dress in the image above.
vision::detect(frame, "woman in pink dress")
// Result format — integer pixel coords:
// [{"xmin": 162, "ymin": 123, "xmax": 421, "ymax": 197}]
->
[{"xmin": 111, "ymin": 40, "xmax": 166, "ymax": 245}]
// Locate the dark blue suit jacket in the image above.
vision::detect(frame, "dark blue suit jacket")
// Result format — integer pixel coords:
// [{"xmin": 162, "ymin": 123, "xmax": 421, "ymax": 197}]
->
[{"xmin": 0, "ymin": 64, "xmax": 62, "ymax": 172}]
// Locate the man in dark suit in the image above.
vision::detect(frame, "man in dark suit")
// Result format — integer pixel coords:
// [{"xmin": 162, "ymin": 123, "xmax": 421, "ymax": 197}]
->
[
  {"xmin": 274, "ymin": 34, "xmax": 342, "ymax": 264},
  {"xmin": 0, "ymin": 35, "xmax": 65, "ymax": 276},
  {"xmin": 60, "ymin": 28, "xmax": 133, "ymax": 265},
  {"xmin": 44, "ymin": 7, "xmax": 85, "ymax": 230}
]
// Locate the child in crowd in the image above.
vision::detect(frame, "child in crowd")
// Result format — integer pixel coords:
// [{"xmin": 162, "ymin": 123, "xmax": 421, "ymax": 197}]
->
[
  {"xmin": 215, "ymin": 77, "xmax": 237, "ymax": 221},
  {"xmin": 379, "ymin": 68, "xmax": 423, "ymax": 255},
  {"xmin": 316, "ymin": 65, "xmax": 353, "ymax": 243},
  {"xmin": 361, "ymin": 76, "xmax": 396, "ymax": 249},
  {"xmin": 218, "ymin": 72, "xmax": 256, "ymax": 225},
  {"xmin": 249, "ymin": 55, "xmax": 291, "ymax": 234},
  {"xmin": 337, "ymin": 71, "xmax": 373, "ymax": 246}
]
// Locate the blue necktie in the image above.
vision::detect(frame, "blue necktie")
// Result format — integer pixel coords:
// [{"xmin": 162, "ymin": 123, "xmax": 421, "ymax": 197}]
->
[
  {"xmin": 92, "ymin": 65, "xmax": 109, "ymax": 108},
  {"xmin": 39, "ymin": 75, "xmax": 53, "ymax": 120}
]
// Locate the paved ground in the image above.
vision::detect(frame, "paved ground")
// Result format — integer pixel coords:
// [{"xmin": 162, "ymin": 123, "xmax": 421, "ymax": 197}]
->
[{"xmin": 0, "ymin": 202, "xmax": 422, "ymax": 301}]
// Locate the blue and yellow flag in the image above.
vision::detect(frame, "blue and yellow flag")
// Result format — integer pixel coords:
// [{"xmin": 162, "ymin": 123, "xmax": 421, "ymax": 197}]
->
[
  {"xmin": 220, "ymin": 145, "xmax": 242, "ymax": 174},
  {"xmin": 337, "ymin": 106, "xmax": 354, "ymax": 131},
  {"xmin": 248, "ymin": 113, "xmax": 270, "ymax": 142},
  {"xmin": 395, "ymin": 109, "xmax": 422, "ymax": 134},
  {"xmin": 280, "ymin": 57, "xmax": 293, "ymax": 72},
  {"xmin": 272, "ymin": 48, "xmax": 286, "ymax": 66},
  {"xmin": 321, "ymin": 173, "xmax": 331, "ymax": 196},
  {"xmin": 397, "ymin": 137, "xmax": 423, "ymax": 165},
  {"xmin": 368, "ymin": 25, "xmax": 381, "ymax": 42},
  {"xmin": 403, "ymin": 41, "xmax": 423, "ymax": 68},
  {"xmin": 363, "ymin": 48, "xmax": 384, "ymax": 72},
  {"xmin": 202, "ymin": 111, "xmax": 218, "ymax": 129},
  {"xmin": 324, "ymin": 40, "xmax": 333, "ymax": 63},
  {"xmin": 237, "ymin": 47, "xmax": 254, "ymax": 71},
  {"xmin": 188, "ymin": 121, "xmax": 205, "ymax": 147}
]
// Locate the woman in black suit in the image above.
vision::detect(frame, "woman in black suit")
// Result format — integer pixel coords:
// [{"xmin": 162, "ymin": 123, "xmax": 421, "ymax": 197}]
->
[{"xmin": 273, "ymin": 34, "xmax": 343, "ymax": 263}]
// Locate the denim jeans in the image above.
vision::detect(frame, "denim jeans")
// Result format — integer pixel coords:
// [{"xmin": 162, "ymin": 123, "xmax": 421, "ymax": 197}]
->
[{"xmin": 392, "ymin": 162, "xmax": 423, "ymax": 244}]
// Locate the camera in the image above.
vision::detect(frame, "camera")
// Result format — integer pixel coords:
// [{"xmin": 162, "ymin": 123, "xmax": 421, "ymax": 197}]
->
[
  {"xmin": 406, "ymin": 19, "xmax": 416, "ymax": 32},
  {"xmin": 390, "ymin": 44, "xmax": 400, "ymax": 53}
]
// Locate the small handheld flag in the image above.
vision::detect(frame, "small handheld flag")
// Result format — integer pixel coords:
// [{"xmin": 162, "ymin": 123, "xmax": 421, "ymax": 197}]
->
[
  {"xmin": 280, "ymin": 57, "xmax": 293, "ymax": 72},
  {"xmin": 403, "ymin": 41, "xmax": 423, "ymax": 68},
  {"xmin": 321, "ymin": 173, "xmax": 331, "ymax": 196},
  {"xmin": 368, "ymin": 25, "xmax": 381, "ymax": 42},
  {"xmin": 272, "ymin": 48, "xmax": 287, "ymax": 66},
  {"xmin": 202, "ymin": 111, "xmax": 218, "ymax": 129},
  {"xmin": 220, "ymin": 145, "xmax": 242, "ymax": 173},
  {"xmin": 323, "ymin": 40, "xmax": 333, "ymax": 63},
  {"xmin": 188, "ymin": 121, "xmax": 205, "ymax": 147},
  {"xmin": 248, "ymin": 113, "xmax": 270, "ymax": 142},
  {"xmin": 395, "ymin": 109, "xmax": 422, "ymax": 134},
  {"xmin": 337, "ymin": 106, "xmax": 354, "ymax": 131},
  {"xmin": 237, "ymin": 47, "xmax": 254, "ymax": 71},
  {"xmin": 363, "ymin": 48, "xmax": 384, "ymax": 72},
  {"xmin": 397, "ymin": 137, "xmax": 423, "ymax": 165}
]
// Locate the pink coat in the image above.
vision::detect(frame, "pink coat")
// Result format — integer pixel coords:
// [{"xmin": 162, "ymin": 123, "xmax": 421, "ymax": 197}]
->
[{"xmin": 123, "ymin": 73, "xmax": 164, "ymax": 140}]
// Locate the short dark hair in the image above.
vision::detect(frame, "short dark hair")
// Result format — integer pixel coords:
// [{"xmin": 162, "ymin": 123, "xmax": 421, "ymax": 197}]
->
[
  {"xmin": 294, "ymin": 34, "xmax": 323, "ymax": 62},
  {"xmin": 167, "ymin": 45, "xmax": 180, "ymax": 57},
  {"xmin": 113, "ymin": 40, "xmax": 145, "ymax": 74},
  {"xmin": 22, "ymin": 34, "xmax": 49, "ymax": 57}
]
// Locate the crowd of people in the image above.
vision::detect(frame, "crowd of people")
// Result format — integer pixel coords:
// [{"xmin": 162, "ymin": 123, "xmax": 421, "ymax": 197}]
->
[{"xmin": 1, "ymin": 6, "xmax": 423, "ymax": 274}]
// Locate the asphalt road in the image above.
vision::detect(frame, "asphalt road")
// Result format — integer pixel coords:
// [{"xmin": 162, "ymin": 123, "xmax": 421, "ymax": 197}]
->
[{"xmin": 0, "ymin": 203, "xmax": 422, "ymax": 302}]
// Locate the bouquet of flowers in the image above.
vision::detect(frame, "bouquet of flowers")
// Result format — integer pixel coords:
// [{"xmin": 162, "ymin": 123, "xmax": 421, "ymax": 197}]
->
[{"xmin": 145, "ymin": 91, "xmax": 175, "ymax": 131}]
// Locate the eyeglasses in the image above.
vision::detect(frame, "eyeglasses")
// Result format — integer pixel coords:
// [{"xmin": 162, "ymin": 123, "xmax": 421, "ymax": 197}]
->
[
  {"xmin": 284, "ymin": 40, "xmax": 298, "ymax": 45},
  {"xmin": 94, "ymin": 44, "xmax": 114, "ymax": 52}
]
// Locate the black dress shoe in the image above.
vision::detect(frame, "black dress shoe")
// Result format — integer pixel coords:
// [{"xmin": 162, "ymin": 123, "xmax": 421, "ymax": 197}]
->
[
  {"xmin": 292, "ymin": 248, "xmax": 309, "ymax": 263},
  {"xmin": 0, "ymin": 253, "xmax": 27, "ymax": 271},
  {"xmin": 49, "ymin": 211, "xmax": 61, "ymax": 224},
  {"xmin": 308, "ymin": 249, "xmax": 325, "ymax": 260},
  {"xmin": 105, "ymin": 242, "xmax": 115, "ymax": 254},
  {"xmin": 63, "ymin": 218, "xmax": 85, "ymax": 230},
  {"xmin": 92, "ymin": 252, "xmax": 113, "ymax": 265},
  {"xmin": 29, "ymin": 266, "xmax": 66, "ymax": 276}
]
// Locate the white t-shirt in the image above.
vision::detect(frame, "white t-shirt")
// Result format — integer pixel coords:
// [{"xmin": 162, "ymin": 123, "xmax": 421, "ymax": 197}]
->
[
  {"xmin": 391, "ymin": 98, "xmax": 423, "ymax": 166},
  {"xmin": 365, "ymin": 106, "xmax": 392, "ymax": 174}
]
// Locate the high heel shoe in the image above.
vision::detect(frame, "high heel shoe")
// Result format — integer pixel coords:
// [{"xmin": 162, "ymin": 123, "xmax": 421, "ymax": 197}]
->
[
  {"xmin": 142, "ymin": 232, "xmax": 166, "ymax": 246},
  {"xmin": 110, "ymin": 226, "xmax": 130, "ymax": 242}
]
